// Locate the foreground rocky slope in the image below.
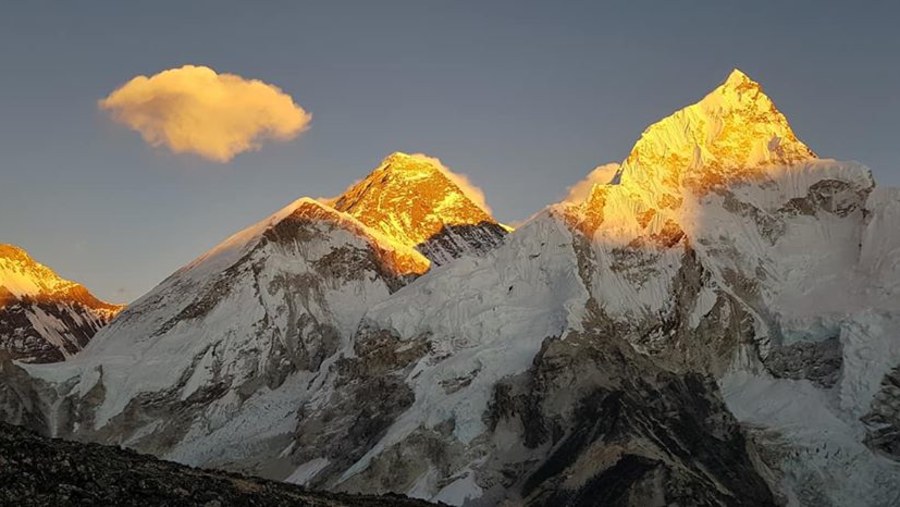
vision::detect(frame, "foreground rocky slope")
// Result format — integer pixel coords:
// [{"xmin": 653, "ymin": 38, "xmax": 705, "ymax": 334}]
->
[
  {"xmin": 2, "ymin": 70, "xmax": 899, "ymax": 506},
  {"xmin": 0, "ymin": 421, "xmax": 435, "ymax": 507},
  {"xmin": 0, "ymin": 245, "xmax": 122, "ymax": 363}
]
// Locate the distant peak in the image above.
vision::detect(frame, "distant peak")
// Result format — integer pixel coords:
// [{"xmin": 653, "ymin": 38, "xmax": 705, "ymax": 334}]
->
[
  {"xmin": 619, "ymin": 69, "xmax": 816, "ymax": 198},
  {"xmin": 381, "ymin": 151, "xmax": 416, "ymax": 163},
  {"xmin": 331, "ymin": 153, "xmax": 498, "ymax": 249},
  {"xmin": 723, "ymin": 68, "xmax": 756, "ymax": 89},
  {"xmin": 376, "ymin": 152, "xmax": 444, "ymax": 177},
  {"xmin": 0, "ymin": 244, "xmax": 122, "ymax": 312}
]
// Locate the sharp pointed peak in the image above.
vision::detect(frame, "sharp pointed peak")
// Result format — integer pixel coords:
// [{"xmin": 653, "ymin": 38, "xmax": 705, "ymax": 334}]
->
[
  {"xmin": 327, "ymin": 153, "xmax": 498, "ymax": 250},
  {"xmin": 722, "ymin": 68, "xmax": 757, "ymax": 88},
  {"xmin": 621, "ymin": 68, "xmax": 815, "ymax": 192},
  {"xmin": 380, "ymin": 151, "xmax": 413, "ymax": 164},
  {"xmin": 375, "ymin": 151, "xmax": 445, "ymax": 176},
  {"xmin": 708, "ymin": 68, "xmax": 768, "ymax": 105}
]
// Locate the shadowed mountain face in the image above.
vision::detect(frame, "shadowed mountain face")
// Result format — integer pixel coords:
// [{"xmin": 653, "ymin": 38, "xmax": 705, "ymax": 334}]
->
[
  {"xmin": 0, "ymin": 421, "xmax": 437, "ymax": 507},
  {"xmin": 415, "ymin": 222, "xmax": 508, "ymax": 266},
  {"xmin": 1, "ymin": 71, "xmax": 900, "ymax": 506},
  {"xmin": 0, "ymin": 245, "xmax": 123, "ymax": 363}
]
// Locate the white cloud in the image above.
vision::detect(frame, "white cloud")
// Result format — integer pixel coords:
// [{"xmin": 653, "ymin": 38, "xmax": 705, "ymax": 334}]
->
[
  {"xmin": 564, "ymin": 163, "xmax": 621, "ymax": 203},
  {"xmin": 100, "ymin": 65, "xmax": 311, "ymax": 162}
]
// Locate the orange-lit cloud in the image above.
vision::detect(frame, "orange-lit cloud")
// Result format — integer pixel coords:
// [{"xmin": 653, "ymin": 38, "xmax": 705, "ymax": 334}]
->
[
  {"xmin": 565, "ymin": 163, "xmax": 621, "ymax": 203},
  {"xmin": 408, "ymin": 153, "xmax": 493, "ymax": 214},
  {"xmin": 99, "ymin": 65, "xmax": 311, "ymax": 162}
]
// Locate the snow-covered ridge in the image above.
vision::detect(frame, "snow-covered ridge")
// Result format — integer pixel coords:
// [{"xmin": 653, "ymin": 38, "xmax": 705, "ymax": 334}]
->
[
  {"xmin": 16, "ymin": 156, "xmax": 508, "ymax": 431},
  {"xmin": 172, "ymin": 196, "xmax": 430, "ymax": 287}
]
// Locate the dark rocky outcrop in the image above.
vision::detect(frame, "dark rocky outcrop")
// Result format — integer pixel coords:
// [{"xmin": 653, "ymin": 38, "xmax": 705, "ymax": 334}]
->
[
  {"xmin": 763, "ymin": 336, "xmax": 842, "ymax": 388},
  {"xmin": 862, "ymin": 365, "xmax": 900, "ymax": 460},
  {"xmin": 0, "ymin": 421, "xmax": 437, "ymax": 507},
  {"xmin": 485, "ymin": 332, "xmax": 777, "ymax": 507},
  {"xmin": 289, "ymin": 328, "xmax": 430, "ymax": 490},
  {"xmin": 416, "ymin": 222, "xmax": 508, "ymax": 266}
]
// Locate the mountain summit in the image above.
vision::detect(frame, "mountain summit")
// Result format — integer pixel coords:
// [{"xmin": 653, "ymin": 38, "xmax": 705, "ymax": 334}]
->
[
  {"xmin": 0, "ymin": 244, "xmax": 122, "ymax": 363},
  {"xmin": 331, "ymin": 152, "xmax": 508, "ymax": 265},
  {"xmin": 567, "ymin": 69, "xmax": 825, "ymax": 238},
  {"xmin": 621, "ymin": 69, "xmax": 817, "ymax": 203}
]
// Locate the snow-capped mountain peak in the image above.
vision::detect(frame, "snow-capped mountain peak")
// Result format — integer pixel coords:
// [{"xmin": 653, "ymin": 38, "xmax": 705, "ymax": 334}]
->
[
  {"xmin": 0, "ymin": 244, "xmax": 122, "ymax": 363},
  {"xmin": 0, "ymin": 244, "xmax": 120, "ymax": 314},
  {"xmin": 564, "ymin": 69, "xmax": 826, "ymax": 241},
  {"xmin": 619, "ymin": 69, "xmax": 817, "ymax": 205},
  {"xmin": 331, "ymin": 152, "xmax": 507, "ymax": 265},
  {"xmin": 1, "ymin": 244, "xmax": 82, "ymax": 301}
]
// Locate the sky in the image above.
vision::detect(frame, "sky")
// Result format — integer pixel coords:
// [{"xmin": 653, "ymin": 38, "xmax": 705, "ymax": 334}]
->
[{"xmin": 1, "ymin": 1, "xmax": 898, "ymax": 303}]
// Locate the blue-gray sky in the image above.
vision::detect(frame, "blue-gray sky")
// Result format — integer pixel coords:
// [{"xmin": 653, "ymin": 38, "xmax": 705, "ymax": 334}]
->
[{"xmin": 1, "ymin": 0, "xmax": 898, "ymax": 302}]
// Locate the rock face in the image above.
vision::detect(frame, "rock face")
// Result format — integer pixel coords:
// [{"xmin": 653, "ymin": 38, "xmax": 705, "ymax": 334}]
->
[
  {"xmin": 0, "ymin": 245, "xmax": 122, "ymax": 363},
  {"xmin": 763, "ymin": 336, "xmax": 842, "ymax": 388},
  {"xmin": 3, "ymin": 70, "xmax": 900, "ymax": 506},
  {"xmin": 0, "ymin": 421, "xmax": 436, "ymax": 507},
  {"xmin": 862, "ymin": 364, "xmax": 900, "ymax": 459},
  {"xmin": 487, "ymin": 334, "xmax": 776, "ymax": 506}
]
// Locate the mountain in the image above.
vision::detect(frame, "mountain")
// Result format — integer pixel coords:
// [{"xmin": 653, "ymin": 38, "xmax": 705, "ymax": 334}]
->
[
  {"xmin": 0, "ymin": 154, "xmax": 505, "ymax": 487},
  {"xmin": 0, "ymin": 245, "xmax": 123, "ymax": 363},
  {"xmin": 0, "ymin": 421, "xmax": 437, "ymax": 507},
  {"xmin": 330, "ymin": 152, "xmax": 508, "ymax": 266},
  {"xmin": 3, "ymin": 70, "xmax": 900, "ymax": 506},
  {"xmin": 272, "ymin": 70, "xmax": 899, "ymax": 505}
]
